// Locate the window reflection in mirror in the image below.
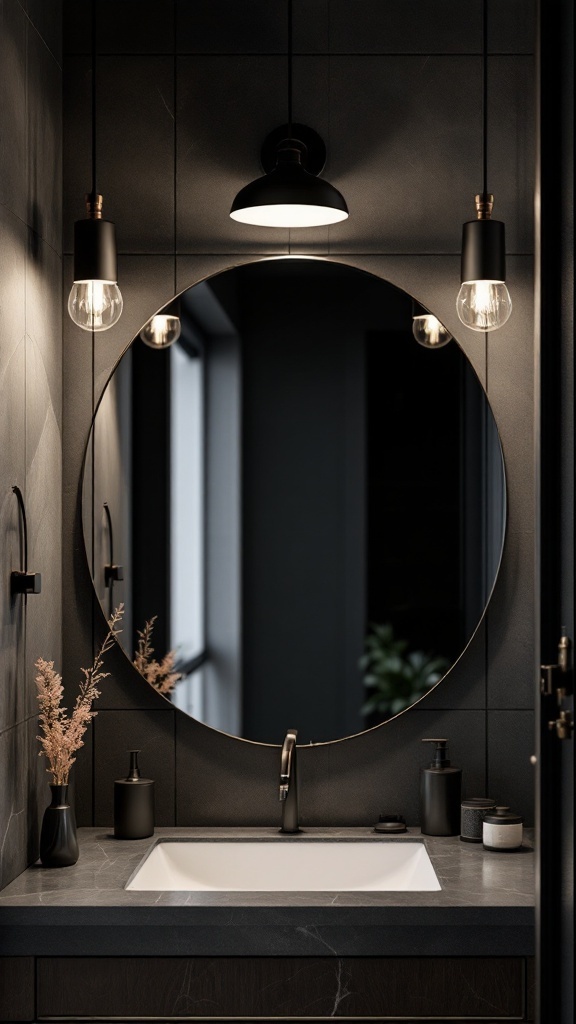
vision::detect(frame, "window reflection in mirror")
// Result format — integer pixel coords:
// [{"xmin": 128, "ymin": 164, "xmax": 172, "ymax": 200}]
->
[{"xmin": 86, "ymin": 260, "xmax": 505, "ymax": 745}]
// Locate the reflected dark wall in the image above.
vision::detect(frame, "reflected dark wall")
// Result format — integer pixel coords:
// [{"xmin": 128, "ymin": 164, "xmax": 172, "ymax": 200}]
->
[{"xmin": 367, "ymin": 330, "xmax": 462, "ymax": 658}]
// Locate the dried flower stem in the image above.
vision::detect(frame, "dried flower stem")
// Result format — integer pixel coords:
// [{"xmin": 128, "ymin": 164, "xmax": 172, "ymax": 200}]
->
[
  {"xmin": 36, "ymin": 605, "xmax": 123, "ymax": 785},
  {"xmin": 134, "ymin": 616, "xmax": 181, "ymax": 695}
]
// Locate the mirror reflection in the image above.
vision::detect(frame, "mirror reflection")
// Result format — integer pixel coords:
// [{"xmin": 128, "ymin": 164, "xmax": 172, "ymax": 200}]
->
[{"xmin": 84, "ymin": 260, "xmax": 505, "ymax": 744}]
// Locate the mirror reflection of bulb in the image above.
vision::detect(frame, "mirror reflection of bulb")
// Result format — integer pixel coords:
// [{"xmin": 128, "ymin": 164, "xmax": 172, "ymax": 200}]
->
[
  {"xmin": 456, "ymin": 280, "xmax": 512, "ymax": 332},
  {"xmin": 412, "ymin": 315, "xmax": 452, "ymax": 349},
  {"xmin": 140, "ymin": 314, "xmax": 182, "ymax": 349},
  {"xmin": 68, "ymin": 280, "xmax": 123, "ymax": 332}
]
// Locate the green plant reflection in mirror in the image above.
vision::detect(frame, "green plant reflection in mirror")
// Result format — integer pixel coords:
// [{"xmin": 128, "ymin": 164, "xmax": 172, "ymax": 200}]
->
[{"xmin": 83, "ymin": 259, "xmax": 506, "ymax": 746}]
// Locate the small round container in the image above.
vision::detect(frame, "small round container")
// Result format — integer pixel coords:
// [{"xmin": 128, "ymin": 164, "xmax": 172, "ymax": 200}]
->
[
  {"xmin": 483, "ymin": 806, "xmax": 523, "ymax": 851},
  {"xmin": 460, "ymin": 797, "xmax": 495, "ymax": 843}
]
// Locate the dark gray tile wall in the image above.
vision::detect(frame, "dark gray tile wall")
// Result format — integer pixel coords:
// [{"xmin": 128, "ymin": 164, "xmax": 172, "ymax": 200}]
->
[
  {"xmin": 0, "ymin": 0, "xmax": 63, "ymax": 890},
  {"xmin": 61, "ymin": 1, "xmax": 536, "ymax": 831}
]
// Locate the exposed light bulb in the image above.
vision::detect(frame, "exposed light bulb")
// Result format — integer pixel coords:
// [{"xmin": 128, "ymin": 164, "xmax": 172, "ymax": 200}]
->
[
  {"xmin": 68, "ymin": 280, "xmax": 123, "ymax": 332},
  {"xmin": 456, "ymin": 280, "xmax": 512, "ymax": 332},
  {"xmin": 140, "ymin": 314, "xmax": 182, "ymax": 350},
  {"xmin": 412, "ymin": 314, "xmax": 452, "ymax": 349}
]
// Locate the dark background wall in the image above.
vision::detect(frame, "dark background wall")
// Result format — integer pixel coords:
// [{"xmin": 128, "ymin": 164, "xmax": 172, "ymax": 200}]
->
[
  {"xmin": 0, "ymin": 0, "xmax": 62, "ymax": 888},
  {"xmin": 62, "ymin": 0, "xmax": 535, "ymax": 830}
]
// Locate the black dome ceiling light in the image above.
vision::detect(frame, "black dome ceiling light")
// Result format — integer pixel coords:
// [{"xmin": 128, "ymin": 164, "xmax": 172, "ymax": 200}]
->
[{"xmin": 230, "ymin": 1, "xmax": 348, "ymax": 229}]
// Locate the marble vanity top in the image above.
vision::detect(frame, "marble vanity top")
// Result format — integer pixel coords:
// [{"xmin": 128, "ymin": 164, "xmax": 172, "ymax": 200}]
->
[{"xmin": 0, "ymin": 827, "xmax": 534, "ymax": 957}]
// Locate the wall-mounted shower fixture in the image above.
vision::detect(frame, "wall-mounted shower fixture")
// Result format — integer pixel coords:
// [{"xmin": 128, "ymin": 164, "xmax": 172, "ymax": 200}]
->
[{"xmin": 10, "ymin": 486, "xmax": 41, "ymax": 596}]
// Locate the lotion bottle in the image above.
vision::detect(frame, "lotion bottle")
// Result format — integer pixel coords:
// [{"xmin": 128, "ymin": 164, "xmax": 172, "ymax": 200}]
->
[
  {"xmin": 419, "ymin": 738, "xmax": 462, "ymax": 836},
  {"xmin": 114, "ymin": 750, "xmax": 155, "ymax": 839}
]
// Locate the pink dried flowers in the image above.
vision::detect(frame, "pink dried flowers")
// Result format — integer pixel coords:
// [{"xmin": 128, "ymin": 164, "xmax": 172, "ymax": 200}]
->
[
  {"xmin": 35, "ymin": 605, "xmax": 124, "ymax": 786},
  {"xmin": 134, "ymin": 616, "xmax": 181, "ymax": 695}
]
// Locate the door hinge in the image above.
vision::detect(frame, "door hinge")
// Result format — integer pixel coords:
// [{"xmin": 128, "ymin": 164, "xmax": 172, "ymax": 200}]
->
[
  {"xmin": 542, "ymin": 634, "xmax": 573, "ymax": 741},
  {"xmin": 548, "ymin": 709, "xmax": 574, "ymax": 740},
  {"xmin": 541, "ymin": 634, "xmax": 572, "ymax": 696}
]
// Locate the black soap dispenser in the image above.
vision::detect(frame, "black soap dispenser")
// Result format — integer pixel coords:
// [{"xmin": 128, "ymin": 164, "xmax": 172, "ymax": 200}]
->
[
  {"xmin": 114, "ymin": 750, "xmax": 155, "ymax": 839},
  {"xmin": 420, "ymin": 738, "xmax": 462, "ymax": 836}
]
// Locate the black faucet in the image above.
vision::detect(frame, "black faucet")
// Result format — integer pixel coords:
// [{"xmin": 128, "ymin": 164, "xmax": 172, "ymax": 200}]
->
[{"xmin": 279, "ymin": 729, "xmax": 300, "ymax": 833}]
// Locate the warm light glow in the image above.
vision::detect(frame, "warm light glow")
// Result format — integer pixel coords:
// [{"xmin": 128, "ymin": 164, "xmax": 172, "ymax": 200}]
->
[
  {"xmin": 68, "ymin": 280, "xmax": 123, "ymax": 332},
  {"xmin": 456, "ymin": 280, "xmax": 512, "ymax": 332},
  {"xmin": 140, "ymin": 314, "xmax": 182, "ymax": 350},
  {"xmin": 230, "ymin": 203, "xmax": 349, "ymax": 228},
  {"xmin": 412, "ymin": 315, "xmax": 452, "ymax": 349}
]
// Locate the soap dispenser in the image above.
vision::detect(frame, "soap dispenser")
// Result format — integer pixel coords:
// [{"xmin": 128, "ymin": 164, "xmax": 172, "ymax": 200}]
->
[
  {"xmin": 114, "ymin": 750, "xmax": 155, "ymax": 839},
  {"xmin": 419, "ymin": 738, "xmax": 462, "ymax": 836}
]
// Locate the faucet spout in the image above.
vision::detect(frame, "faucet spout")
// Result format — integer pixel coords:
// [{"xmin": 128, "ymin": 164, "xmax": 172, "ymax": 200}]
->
[{"xmin": 279, "ymin": 729, "xmax": 300, "ymax": 833}]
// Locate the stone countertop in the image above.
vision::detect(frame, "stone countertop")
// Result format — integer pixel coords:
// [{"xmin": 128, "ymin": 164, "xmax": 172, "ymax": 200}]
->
[{"xmin": 0, "ymin": 827, "xmax": 534, "ymax": 957}]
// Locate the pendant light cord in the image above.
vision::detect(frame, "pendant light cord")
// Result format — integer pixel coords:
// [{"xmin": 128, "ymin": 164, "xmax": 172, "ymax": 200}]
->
[
  {"xmin": 287, "ymin": 0, "xmax": 293, "ymax": 136},
  {"xmin": 482, "ymin": 0, "xmax": 488, "ymax": 196},
  {"xmin": 91, "ymin": 0, "xmax": 97, "ymax": 198}
]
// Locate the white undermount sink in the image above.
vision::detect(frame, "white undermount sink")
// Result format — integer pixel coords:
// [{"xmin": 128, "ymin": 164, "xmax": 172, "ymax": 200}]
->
[{"xmin": 126, "ymin": 840, "xmax": 441, "ymax": 892}]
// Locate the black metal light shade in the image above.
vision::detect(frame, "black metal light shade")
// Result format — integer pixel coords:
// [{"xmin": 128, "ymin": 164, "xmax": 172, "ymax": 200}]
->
[
  {"xmin": 73, "ymin": 215, "xmax": 118, "ymax": 283},
  {"xmin": 460, "ymin": 216, "xmax": 506, "ymax": 284},
  {"xmin": 230, "ymin": 132, "xmax": 348, "ymax": 229}
]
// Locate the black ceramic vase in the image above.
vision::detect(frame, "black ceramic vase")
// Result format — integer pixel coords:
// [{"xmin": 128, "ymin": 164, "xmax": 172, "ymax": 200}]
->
[{"xmin": 40, "ymin": 784, "xmax": 79, "ymax": 867}]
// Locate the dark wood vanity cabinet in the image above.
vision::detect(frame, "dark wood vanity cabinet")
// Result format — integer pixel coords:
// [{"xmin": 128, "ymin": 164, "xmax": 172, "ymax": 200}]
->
[{"xmin": 2, "ymin": 955, "xmax": 535, "ymax": 1021}]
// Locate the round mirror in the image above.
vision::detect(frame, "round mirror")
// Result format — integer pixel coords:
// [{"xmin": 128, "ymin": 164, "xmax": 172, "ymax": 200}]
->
[{"xmin": 83, "ymin": 259, "xmax": 505, "ymax": 744}]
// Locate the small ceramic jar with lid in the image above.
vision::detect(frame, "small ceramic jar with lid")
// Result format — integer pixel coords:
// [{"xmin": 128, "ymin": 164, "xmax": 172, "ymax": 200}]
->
[{"xmin": 482, "ymin": 806, "xmax": 524, "ymax": 851}]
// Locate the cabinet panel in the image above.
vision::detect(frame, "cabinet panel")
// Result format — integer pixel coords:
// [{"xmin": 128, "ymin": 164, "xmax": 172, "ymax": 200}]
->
[
  {"xmin": 37, "ymin": 956, "xmax": 526, "ymax": 1019},
  {"xmin": 0, "ymin": 957, "xmax": 35, "ymax": 1021}
]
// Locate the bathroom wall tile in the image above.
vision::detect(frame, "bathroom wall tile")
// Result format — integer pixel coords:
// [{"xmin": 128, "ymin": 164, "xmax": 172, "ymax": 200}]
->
[
  {"xmin": 63, "ymin": 0, "xmax": 174, "ymax": 56},
  {"xmin": 489, "ymin": 0, "xmax": 535, "ymax": 54},
  {"xmin": 488, "ymin": 710, "xmax": 535, "ymax": 823},
  {"xmin": 485, "ymin": 260, "xmax": 535, "ymax": 710},
  {"xmin": 23, "ymin": 0, "xmax": 63, "ymax": 65},
  {"xmin": 97, "ymin": 57, "xmax": 174, "ymax": 253},
  {"xmin": 0, "ymin": 0, "xmax": 27, "ymax": 222},
  {"xmin": 295, "ymin": 55, "xmax": 481, "ymax": 256},
  {"xmin": 176, "ymin": 709, "xmax": 486, "ymax": 827},
  {"xmin": 176, "ymin": 0, "xmax": 285, "ymax": 54},
  {"xmin": 293, "ymin": 0, "xmax": 532, "ymax": 55},
  {"xmin": 61, "ymin": 254, "xmax": 97, "ymax": 746},
  {"xmin": 23, "ymin": 233, "xmax": 62, "ymax": 721},
  {"xmin": 27, "ymin": 14, "xmax": 62, "ymax": 254},
  {"xmin": 176, "ymin": 713, "xmax": 281, "ymax": 826},
  {"xmin": 487, "ymin": 57, "xmax": 535, "ymax": 256},
  {"xmin": 293, "ymin": 0, "xmax": 482, "ymax": 55},
  {"xmin": 0, "ymin": 208, "xmax": 26, "ymax": 735},
  {"xmin": 176, "ymin": 56, "xmax": 290, "ymax": 255},
  {"xmin": 97, "ymin": 1, "xmax": 175, "ymax": 54},
  {"xmin": 93, "ymin": 710, "xmax": 176, "ymax": 826},
  {"xmin": 0, "ymin": 718, "xmax": 43, "ymax": 890},
  {"xmin": 62, "ymin": 55, "xmax": 92, "ymax": 255},
  {"xmin": 300, "ymin": 709, "xmax": 487, "ymax": 828},
  {"xmin": 62, "ymin": 0, "xmax": 88, "ymax": 55}
]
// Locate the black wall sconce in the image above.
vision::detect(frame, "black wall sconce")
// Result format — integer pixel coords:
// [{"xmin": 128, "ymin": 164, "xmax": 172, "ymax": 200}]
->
[
  {"xmin": 10, "ymin": 486, "xmax": 41, "ymax": 596},
  {"xmin": 230, "ymin": 0, "xmax": 348, "ymax": 228}
]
